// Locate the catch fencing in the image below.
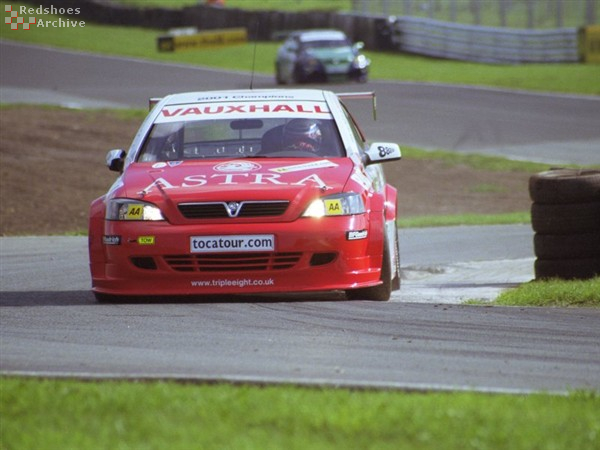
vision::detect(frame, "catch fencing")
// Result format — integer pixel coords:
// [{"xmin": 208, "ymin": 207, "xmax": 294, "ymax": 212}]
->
[
  {"xmin": 390, "ymin": 16, "xmax": 580, "ymax": 63},
  {"xmin": 350, "ymin": 0, "xmax": 597, "ymax": 29}
]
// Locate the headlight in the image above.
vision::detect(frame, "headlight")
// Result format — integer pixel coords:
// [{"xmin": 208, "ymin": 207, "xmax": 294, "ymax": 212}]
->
[
  {"xmin": 106, "ymin": 199, "xmax": 165, "ymax": 221},
  {"xmin": 302, "ymin": 193, "xmax": 365, "ymax": 218},
  {"xmin": 352, "ymin": 54, "xmax": 370, "ymax": 69}
]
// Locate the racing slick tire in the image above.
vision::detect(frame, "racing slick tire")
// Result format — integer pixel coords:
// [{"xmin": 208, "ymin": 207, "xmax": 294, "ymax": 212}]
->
[
  {"xmin": 534, "ymin": 258, "xmax": 600, "ymax": 280},
  {"xmin": 529, "ymin": 169, "xmax": 600, "ymax": 205},
  {"xmin": 392, "ymin": 230, "xmax": 401, "ymax": 291},
  {"xmin": 346, "ymin": 237, "xmax": 392, "ymax": 301}
]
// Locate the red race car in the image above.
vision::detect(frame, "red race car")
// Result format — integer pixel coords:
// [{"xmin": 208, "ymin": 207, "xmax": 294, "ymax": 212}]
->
[{"xmin": 88, "ymin": 89, "xmax": 401, "ymax": 301}]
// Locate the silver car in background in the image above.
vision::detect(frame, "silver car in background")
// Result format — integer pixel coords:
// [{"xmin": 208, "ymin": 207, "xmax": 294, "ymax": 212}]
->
[{"xmin": 275, "ymin": 29, "xmax": 370, "ymax": 84}]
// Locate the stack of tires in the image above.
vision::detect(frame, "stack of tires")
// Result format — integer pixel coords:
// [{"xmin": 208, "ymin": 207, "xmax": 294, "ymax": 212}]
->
[{"xmin": 529, "ymin": 169, "xmax": 600, "ymax": 280}]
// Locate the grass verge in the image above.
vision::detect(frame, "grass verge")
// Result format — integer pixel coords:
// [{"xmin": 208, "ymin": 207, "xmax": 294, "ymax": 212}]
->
[
  {"xmin": 2, "ymin": 0, "xmax": 599, "ymax": 95},
  {"xmin": 1, "ymin": 376, "xmax": 599, "ymax": 450},
  {"xmin": 472, "ymin": 277, "xmax": 600, "ymax": 308},
  {"xmin": 397, "ymin": 212, "xmax": 530, "ymax": 228},
  {"xmin": 399, "ymin": 146, "xmax": 576, "ymax": 172}
]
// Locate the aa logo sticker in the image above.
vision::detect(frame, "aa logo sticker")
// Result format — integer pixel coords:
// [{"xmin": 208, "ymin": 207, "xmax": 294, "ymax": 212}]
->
[
  {"xmin": 324, "ymin": 199, "xmax": 343, "ymax": 215},
  {"xmin": 126, "ymin": 204, "xmax": 144, "ymax": 220}
]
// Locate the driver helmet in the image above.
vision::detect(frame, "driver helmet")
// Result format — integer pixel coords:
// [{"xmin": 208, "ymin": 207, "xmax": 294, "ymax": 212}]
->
[{"xmin": 282, "ymin": 119, "xmax": 322, "ymax": 153}]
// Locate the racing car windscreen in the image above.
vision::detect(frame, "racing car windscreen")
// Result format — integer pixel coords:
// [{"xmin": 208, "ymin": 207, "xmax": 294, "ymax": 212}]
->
[
  {"xmin": 301, "ymin": 38, "xmax": 351, "ymax": 50},
  {"xmin": 137, "ymin": 117, "xmax": 345, "ymax": 162}
]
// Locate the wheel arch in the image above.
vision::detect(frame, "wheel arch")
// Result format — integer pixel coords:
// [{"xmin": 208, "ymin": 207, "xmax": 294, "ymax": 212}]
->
[{"xmin": 384, "ymin": 184, "xmax": 398, "ymax": 222}]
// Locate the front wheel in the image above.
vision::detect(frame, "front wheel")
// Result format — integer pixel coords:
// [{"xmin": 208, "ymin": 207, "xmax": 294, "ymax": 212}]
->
[
  {"xmin": 94, "ymin": 292, "xmax": 126, "ymax": 303},
  {"xmin": 292, "ymin": 64, "xmax": 305, "ymax": 84},
  {"xmin": 346, "ymin": 237, "xmax": 392, "ymax": 301},
  {"xmin": 392, "ymin": 229, "xmax": 401, "ymax": 291}
]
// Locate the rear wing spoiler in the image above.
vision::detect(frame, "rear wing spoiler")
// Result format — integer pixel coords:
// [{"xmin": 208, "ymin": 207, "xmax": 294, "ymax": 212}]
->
[
  {"xmin": 149, "ymin": 98, "xmax": 162, "ymax": 110},
  {"xmin": 337, "ymin": 91, "xmax": 376, "ymax": 121},
  {"xmin": 149, "ymin": 91, "xmax": 378, "ymax": 120}
]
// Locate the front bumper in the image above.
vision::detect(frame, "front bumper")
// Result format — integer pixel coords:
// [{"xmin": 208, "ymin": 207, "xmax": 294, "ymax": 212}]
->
[
  {"xmin": 297, "ymin": 62, "xmax": 368, "ymax": 83},
  {"xmin": 90, "ymin": 215, "xmax": 383, "ymax": 297}
]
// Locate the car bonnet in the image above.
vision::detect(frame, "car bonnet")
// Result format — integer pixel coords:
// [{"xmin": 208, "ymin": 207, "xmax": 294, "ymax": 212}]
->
[{"xmin": 111, "ymin": 158, "xmax": 357, "ymax": 208}]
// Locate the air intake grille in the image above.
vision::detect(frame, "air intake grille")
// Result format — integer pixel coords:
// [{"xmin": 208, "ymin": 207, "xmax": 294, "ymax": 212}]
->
[
  {"xmin": 164, "ymin": 252, "xmax": 302, "ymax": 272},
  {"xmin": 178, "ymin": 201, "xmax": 289, "ymax": 219}
]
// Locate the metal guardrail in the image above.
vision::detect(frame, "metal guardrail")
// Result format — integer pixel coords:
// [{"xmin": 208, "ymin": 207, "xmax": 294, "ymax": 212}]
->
[
  {"xmin": 390, "ymin": 16, "xmax": 579, "ymax": 63},
  {"xmin": 29, "ymin": 0, "xmax": 589, "ymax": 64}
]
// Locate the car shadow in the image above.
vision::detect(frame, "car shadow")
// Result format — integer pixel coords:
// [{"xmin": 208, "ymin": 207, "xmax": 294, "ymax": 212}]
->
[
  {"xmin": 0, "ymin": 291, "xmax": 96, "ymax": 307},
  {"xmin": 0, "ymin": 290, "xmax": 347, "ymax": 307}
]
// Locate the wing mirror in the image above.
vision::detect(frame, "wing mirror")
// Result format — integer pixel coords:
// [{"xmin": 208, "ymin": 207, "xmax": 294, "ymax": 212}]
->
[
  {"xmin": 106, "ymin": 149, "xmax": 127, "ymax": 173},
  {"xmin": 364, "ymin": 142, "xmax": 401, "ymax": 166}
]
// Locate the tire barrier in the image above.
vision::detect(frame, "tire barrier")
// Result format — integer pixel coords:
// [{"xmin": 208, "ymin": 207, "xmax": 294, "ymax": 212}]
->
[{"xmin": 529, "ymin": 169, "xmax": 600, "ymax": 280}]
